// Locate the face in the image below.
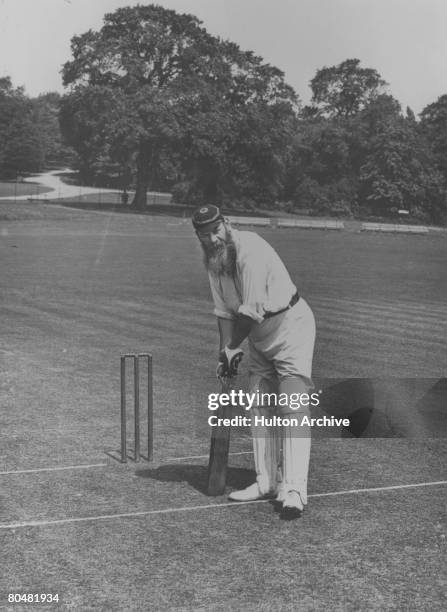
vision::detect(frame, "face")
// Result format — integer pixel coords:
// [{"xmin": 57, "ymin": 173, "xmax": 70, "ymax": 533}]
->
[
  {"xmin": 196, "ymin": 220, "xmax": 236, "ymax": 275},
  {"xmin": 195, "ymin": 220, "xmax": 229, "ymax": 253}
]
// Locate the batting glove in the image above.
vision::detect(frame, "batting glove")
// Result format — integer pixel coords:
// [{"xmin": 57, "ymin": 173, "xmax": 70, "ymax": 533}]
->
[{"xmin": 217, "ymin": 346, "xmax": 244, "ymax": 378}]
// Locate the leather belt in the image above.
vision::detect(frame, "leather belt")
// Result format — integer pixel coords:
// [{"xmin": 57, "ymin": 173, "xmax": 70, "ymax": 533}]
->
[{"xmin": 264, "ymin": 291, "xmax": 300, "ymax": 319}]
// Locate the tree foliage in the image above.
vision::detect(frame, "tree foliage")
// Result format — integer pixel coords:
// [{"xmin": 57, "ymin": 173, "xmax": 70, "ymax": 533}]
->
[
  {"xmin": 61, "ymin": 4, "xmax": 298, "ymax": 208},
  {"xmin": 284, "ymin": 79, "xmax": 447, "ymax": 223},
  {"xmin": 2, "ymin": 4, "xmax": 443, "ymax": 225},
  {"xmin": 359, "ymin": 116, "xmax": 444, "ymax": 220},
  {"xmin": 310, "ymin": 59, "xmax": 387, "ymax": 118},
  {"xmin": 0, "ymin": 79, "xmax": 74, "ymax": 178},
  {"xmin": 0, "ymin": 77, "xmax": 43, "ymax": 177},
  {"xmin": 420, "ymin": 95, "xmax": 447, "ymax": 179},
  {"xmin": 31, "ymin": 93, "xmax": 76, "ymax": 169}
]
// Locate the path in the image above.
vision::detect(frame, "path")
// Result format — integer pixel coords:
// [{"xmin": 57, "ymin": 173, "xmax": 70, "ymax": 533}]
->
[{"xmin": 0, "ymin": 169, "xmax": 120, "ymax": 201}]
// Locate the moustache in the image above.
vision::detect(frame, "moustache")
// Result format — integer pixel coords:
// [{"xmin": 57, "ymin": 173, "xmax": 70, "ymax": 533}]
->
[{"xmin": 203, "ymin": 241, "xmax": 226, "ymax": 255}]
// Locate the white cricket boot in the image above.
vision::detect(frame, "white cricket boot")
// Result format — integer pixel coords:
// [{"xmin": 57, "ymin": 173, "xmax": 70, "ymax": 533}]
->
[
  {"xmin": 281, "ymin": 490, "xmax": 305, "ymax": 519},
  {"xmin": 228, "ymin": 482, "xmax": 275, "ymax": 502}
]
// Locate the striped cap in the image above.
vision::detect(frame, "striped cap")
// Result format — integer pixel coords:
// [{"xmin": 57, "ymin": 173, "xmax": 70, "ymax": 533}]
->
[{"xmin": 191, "ymin": 205, "xmax": 223, "ymax": 229}]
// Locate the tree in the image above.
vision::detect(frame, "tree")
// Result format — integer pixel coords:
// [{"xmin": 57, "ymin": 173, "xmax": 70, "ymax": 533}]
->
[
  {"xmin": 0, "ymin": 77, "xmax": 44, "ymax": 177},
  {"xmin": 310, "ymin": 59, "xmax": 387, "ymax": 118},
  {"xmin": 174, "ymin": 94, "xmax": 299, "ymax": 208},
  {"xmin": 358, "ymin": 94, "xmax": 402, "ymax": 133},
  {"xmin": 287, "ymin": 82, "xmax": 447, "ymax": 222},
  {"xmin": 346, "ymin": 94, "xmax": 403, "ymax": 175},
  {"xmin": 228, "ymin": 100, "xmax": 298, "ymax": 207},
  {"xmin": 420, "ymin": 95, "xmax": 447, "ymax": 181},
  {"xmin": 31, "ymin": 92, "xmax": 75, "ymax": 169},
  {"xmin": 359, "ymin": 116, "xmax": 445, "ymax": 220},
  {"xmin": 285, "ymin": 60, "xmax": 389, "ymax": 216},
  {"xmin": 60, "ymin": 85, "xmax": 128, "ymax": 184},
  {"xmin": 61, "ymin": 4, "xmax": 298, "ymax": 209},
  {"xmin": 285, "ymin": 107, "xmax": 360, "ymax": 214}
]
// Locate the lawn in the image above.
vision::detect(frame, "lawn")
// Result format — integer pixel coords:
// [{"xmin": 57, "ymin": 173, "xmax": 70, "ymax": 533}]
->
[
  {"xmin": 0, "ymin": 201, "xmax": 446, "ymax": 610},
  {"xmin": 0, "ymin": 181, "xmax": 51, "ymax": 198}
]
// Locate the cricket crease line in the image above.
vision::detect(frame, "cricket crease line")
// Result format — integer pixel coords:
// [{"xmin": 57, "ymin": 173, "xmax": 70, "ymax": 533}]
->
[
  {"xmin": 165, "ymin": 451, "xmax": 253, "ymax": 461},
  {"xmin": 0, "ymin": 479, "xmax": 446, "ymax": 530},
  {"xmin": 0, "ymin": 463, "xmax": 108, "ymax": 476}
]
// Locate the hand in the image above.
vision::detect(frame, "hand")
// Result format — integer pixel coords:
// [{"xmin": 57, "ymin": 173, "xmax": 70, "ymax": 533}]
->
[{"xmin": 217, "ymin": 345, "xmax": 244, "ymax": 378}]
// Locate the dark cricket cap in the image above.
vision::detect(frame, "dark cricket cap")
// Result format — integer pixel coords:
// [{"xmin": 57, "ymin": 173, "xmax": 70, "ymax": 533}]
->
[{"xmin": 191, "ymin": 205, "xmax": 223, "ymax": 229}]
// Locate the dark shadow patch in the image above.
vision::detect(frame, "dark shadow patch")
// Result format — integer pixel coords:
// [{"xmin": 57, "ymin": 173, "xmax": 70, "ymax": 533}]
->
[
  {"xmin": 135, "ymin": 463, "xmax": 254, "ymax": 496},
  {"xmin": 279, "ymin": 506, "xmax": 303, "ymax": 521},
  {"xmin": 418, "ymin": 378, "xmax": 447, "ymax": 436},
  {"xmin": 316, "ymin": 378, "xmax": 375, "ymax": 437}
]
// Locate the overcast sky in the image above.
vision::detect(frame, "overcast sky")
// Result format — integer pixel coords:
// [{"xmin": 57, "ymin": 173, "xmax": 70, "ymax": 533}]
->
[{"xmin": 1, "ymin": 0, "xmax": 446, "ymax": 114}]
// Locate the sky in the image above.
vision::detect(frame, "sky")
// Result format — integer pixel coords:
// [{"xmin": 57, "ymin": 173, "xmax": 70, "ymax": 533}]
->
[{"xmin": 1, "ymin": 0, "xmax": 447, "ymax": 114}]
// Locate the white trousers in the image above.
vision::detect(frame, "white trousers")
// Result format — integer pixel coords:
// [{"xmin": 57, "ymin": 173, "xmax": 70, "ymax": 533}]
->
[{"xmin": 248, "ymin": 298, "xmax": 315, "ymax": 501}]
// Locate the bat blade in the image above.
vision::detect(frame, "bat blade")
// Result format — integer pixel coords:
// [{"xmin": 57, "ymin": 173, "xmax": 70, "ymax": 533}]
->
[{"xmin": 207, "ymin": 378, "xmax": 233, "ymax": 496}]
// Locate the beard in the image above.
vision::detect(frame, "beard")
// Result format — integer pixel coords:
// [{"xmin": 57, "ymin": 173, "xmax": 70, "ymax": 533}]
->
[{"xmin": 202, "ymin": 232, "xmax": 237, "ymax": 276}]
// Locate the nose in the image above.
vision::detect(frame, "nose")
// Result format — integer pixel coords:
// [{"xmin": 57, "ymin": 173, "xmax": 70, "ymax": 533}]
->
[{"xmin": 209, "ymin": 234, "xmax": 220, "ymax": 245}]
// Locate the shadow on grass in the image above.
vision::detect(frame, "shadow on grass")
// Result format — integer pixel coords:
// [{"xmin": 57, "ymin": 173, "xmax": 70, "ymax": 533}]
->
[
  {"xmin": 137, "ymin": 464, "xmax": 304, "ymax": 520},
  {"xmin": 135, "ymin": 463, "xmax": 255, "ymax": 496}
]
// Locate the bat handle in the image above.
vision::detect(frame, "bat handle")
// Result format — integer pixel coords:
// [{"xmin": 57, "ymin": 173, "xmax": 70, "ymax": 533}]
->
[{"xmin": 218, "ymin": 375, "xmax": 231, "ymax": 390}]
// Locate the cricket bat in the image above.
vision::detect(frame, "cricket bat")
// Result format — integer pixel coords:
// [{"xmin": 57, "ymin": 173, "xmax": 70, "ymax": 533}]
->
[{"xmin": 207, "ymin": 376, "xmax": 233, "ymax": 496}]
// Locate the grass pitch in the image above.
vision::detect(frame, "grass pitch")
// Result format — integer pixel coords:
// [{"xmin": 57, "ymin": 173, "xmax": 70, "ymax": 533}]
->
[
  {"xmin": 0, "ymin": 200, "xmax": 446, "ymax": 610},
  {"xmin": 0, "ymin": 181, "xmax": 50, "ymax": 198}
]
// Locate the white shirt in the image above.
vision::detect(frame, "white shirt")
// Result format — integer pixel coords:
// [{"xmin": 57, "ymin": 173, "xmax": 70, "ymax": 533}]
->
[{"xmin": 208, "ymin": 229, "xmax": 297, "ymax": 324}]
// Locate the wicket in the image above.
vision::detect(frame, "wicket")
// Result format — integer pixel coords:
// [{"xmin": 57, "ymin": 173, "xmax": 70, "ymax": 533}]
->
[{"xmin": 120, "ymin": 353, "xmax": 153, "ymax": 463}]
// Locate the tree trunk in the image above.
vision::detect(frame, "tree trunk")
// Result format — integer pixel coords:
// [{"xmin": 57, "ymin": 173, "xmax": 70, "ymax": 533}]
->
[{"xmin": 131, "ymin": 145, "xmax": 151, "ymax": 209}]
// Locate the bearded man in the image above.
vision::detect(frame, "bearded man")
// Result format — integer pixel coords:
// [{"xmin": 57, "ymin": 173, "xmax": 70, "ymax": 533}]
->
[{"xmin": 192, "ymin": 205, "xmax": 316, "ymax": 519}]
